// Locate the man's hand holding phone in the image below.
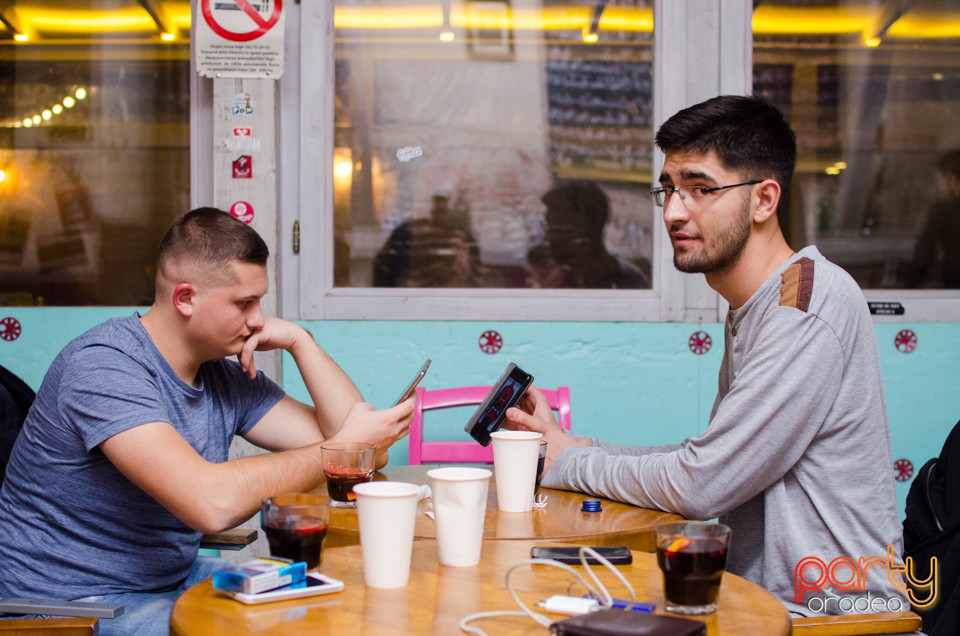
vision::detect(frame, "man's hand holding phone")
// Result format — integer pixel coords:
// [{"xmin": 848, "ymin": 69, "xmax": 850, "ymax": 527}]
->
[
  {"xmin": 326, "ymin": 359, "xmax": 428, "ymax": 471},
  {"xmin": 504, "ymin": 386, "xmax": 588, "ymax": 476},
  {"xmin": 332, "ymin": 398, "xmax": 415, "ymax": 470}
]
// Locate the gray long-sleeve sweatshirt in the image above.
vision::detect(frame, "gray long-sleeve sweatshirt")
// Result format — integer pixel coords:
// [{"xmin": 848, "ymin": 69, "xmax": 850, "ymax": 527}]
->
[{"xmin": 543, "ymin": 247, "xmax": 908, "ymax": 616}]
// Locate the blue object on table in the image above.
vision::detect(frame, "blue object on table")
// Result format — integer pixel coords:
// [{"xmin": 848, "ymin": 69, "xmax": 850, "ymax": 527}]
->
[
  {"xmin": 582, "ymin": 594, "xmax": 655, "ymax": 613},
  {"xmin": 581, "ymin": 498, "xmax": 602, "ymax": 512}
]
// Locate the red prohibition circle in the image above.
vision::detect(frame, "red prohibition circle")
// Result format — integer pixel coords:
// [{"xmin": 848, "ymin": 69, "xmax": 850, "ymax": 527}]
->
[
  {"xmin": 0, "ymin": 317, "xmax": 22, "ymax": 342},
  {"xmin": 894, "ymin": 329, "xmax": 917, "ymax": 354},
  {"xmin": 201, "ymin": 0, "xmax": 283, "ymax": 43},
  {"xmin": 479, "ymin": 330, "xmax": 503, "ymax": 354},
  {"xmin": 688, "ymin": 331, "xmax": 712, "ymax": 355},
  {"xmin": 893, "ymin": 458, "xmax": 914, "ymax": 482}
]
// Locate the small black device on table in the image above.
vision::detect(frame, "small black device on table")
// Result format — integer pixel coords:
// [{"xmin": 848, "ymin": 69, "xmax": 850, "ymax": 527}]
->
[{"xmin": 530, "ymin": 546, "xmax": 633, "ymax": 565}]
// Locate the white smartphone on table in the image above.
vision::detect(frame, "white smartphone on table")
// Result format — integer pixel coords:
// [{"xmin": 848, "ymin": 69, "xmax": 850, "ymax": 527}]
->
[{"xmin": 222, "ymin": 572, "xmax": 344, "ymax": 605}]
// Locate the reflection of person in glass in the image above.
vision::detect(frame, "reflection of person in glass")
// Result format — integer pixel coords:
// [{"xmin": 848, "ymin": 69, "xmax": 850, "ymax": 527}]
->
[
  {"xmin": 905, "ymin": 150, "xmax": 960, "ymax": 288},
  {"xmin": 541, "ymin": 181, "xmax": 650, "ymax": 289},
  {"xmin": 373, "ymin": 189, "xmax": 482, "ymax": 287},
  {"xmin": 524, "ymin": 243, "xmax": 573, "ymax": 289}
]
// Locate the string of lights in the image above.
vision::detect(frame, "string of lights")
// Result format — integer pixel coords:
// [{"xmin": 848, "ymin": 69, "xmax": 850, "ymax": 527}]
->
[{"xmin": 3, "ymin": 87, "xmax": 88, "ymax": 130}]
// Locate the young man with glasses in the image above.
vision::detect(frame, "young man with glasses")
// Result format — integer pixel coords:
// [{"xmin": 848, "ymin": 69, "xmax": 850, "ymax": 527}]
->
[{"xmin": 506, "ymin": 95, "xmax": 906, "ymax": 616}]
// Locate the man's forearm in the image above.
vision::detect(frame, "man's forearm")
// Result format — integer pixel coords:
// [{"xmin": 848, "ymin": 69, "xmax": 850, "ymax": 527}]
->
[
  {"xmin": 288, "ymin": 328, "xmax": 364, "ymax": 439},
  {"xmin": 189, "ymin": 443, "xmax": 329, "ymax": 533}
]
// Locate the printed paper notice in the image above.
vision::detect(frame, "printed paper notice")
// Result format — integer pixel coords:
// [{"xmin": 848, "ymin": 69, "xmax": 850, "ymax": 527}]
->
[{"xmin": 196, "ymin": 0, "xmax": 285, "ymax": 79}]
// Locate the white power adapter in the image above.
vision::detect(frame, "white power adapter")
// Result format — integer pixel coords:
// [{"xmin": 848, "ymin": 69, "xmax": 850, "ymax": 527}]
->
[{"xmin": 537, "ymin": 595, "xmax": 601, "ymax": 616}]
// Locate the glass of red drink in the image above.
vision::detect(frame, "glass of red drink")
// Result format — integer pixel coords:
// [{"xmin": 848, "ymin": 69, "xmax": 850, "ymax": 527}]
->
[
  {"xmin": 261, "ymin": 493, "xmax": 330, "ymax": 569},
  {"xmin": 654, "ymin": 521, "xmax": 732, "ymax": 615},
  {"xmin": 320, "ymin": 442, "xmax": 377, "ymax": 508}
]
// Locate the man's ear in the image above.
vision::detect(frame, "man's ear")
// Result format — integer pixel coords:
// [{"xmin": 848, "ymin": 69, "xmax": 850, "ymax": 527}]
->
[
  {"xmin": 172, "ymin": 283, "xmax": 196, "ymax": 317},
  {"xmin": 753, "ymin": 179, "xmax": 782, "ymax": 224}
]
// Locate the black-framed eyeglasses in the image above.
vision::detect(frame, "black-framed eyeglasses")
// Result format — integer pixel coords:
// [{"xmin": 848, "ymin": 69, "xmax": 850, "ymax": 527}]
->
[{"xmin": 650, "ymin": 180, "xmax": 763, "ymax": 208}]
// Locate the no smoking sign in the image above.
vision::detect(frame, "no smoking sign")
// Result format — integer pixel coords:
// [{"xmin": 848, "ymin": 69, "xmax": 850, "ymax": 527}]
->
[
  {"xmin": 202, "ymin": 0, "xmax": 282, "ymax": 42},
  {"xmin": 196, "ymin": 0, "xmax": 286, "ymax": 79}
]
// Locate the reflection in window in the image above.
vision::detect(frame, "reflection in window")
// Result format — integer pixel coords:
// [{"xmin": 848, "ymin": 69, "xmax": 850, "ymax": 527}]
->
[
  {"xmin": 333, "ymin": 0, "xmax": 654, "ymax": 290},
  {"xmin": 753, "ymin": 0, "xmax": 960, "ymax": 289},
  {"xmin": 0, "ymin": 1, "xmax": 190, "ymax": 306}
]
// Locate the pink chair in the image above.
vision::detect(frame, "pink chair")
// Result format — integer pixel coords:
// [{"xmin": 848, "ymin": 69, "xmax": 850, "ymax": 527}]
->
[{"xmin": 408, "ymin": 385, "xmax": 571, "ymax": 465}]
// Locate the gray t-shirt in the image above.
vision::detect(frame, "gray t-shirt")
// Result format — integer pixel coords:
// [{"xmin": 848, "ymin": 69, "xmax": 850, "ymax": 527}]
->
[
  {"xmin": 544, "ymin": 247, "xmax": 906, "ymax": 615},
  {"xmin": 0, "ymin": 313, "xmax": 283, "ymax": 599}
]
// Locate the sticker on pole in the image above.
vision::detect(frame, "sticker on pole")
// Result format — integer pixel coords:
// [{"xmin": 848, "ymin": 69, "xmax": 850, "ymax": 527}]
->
[
  {"xmin": 230, "ymin": 201, "xmax": 255, "ymax": 224},
  {"xmin": 196, "ymin": 0, "xmax": 285, "ymax": 79},
  {"xmin": 232, "ymin": 155, "xmax": 252, "ymax": 179}
]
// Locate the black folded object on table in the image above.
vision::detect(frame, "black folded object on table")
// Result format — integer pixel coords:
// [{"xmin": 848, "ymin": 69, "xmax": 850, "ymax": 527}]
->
[{"xmin": 550, "ymin": 609, "xmax": 706, "ymax": 636}]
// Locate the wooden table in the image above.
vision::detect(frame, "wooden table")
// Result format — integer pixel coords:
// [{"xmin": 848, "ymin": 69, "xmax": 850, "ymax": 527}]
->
[
  {"xmin": 170, "ymin": 540, "xmax": 791, "ymax": 636},
  {"xmin": 325, "ymin": 465, "xmax": 682, "ymax": 552}
]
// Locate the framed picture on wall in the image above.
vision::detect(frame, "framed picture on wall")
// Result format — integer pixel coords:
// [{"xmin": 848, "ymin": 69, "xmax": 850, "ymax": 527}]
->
[{"xmin": 466, "ymin": 0, "xmax": 514, "ymax": 60}]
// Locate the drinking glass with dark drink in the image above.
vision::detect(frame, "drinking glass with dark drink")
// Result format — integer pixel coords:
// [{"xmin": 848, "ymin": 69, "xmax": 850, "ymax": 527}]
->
[
  {"xmin": 261, "ymin": 493, "xmax": 330, "ymax": 570},
  {"xmin": 654, "ymin": 521, "xmax": 731, "ymax": 615},
  {"xmin": 320, "ymin": 442, "xmax": 376, "ymax": 507}
]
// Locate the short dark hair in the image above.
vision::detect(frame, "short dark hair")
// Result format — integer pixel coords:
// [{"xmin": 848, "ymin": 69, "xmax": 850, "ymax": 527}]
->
[
  {"xmin": 936, "ymin": 150, "xmax": 960, "ymax": 180},
  {"xmin": 157, "ymin": 207, "xmax": 269, "ymax": 277},
  {"xmin": 655, "ymin": 95, "xmax": 797, "ymax": 195},
  {"xmin": 542, "ymin": 181, "xmax": 609, "ymax": 240}
]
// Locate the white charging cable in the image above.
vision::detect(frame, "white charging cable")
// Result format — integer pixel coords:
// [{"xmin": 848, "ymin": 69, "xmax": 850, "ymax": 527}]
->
[{"xmin": 458, "ymin": 546, "xmax": 637, "ymax": 635}]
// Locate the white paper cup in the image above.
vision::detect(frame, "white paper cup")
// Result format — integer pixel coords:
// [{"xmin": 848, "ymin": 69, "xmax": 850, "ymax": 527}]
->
[
  {"xmin": 490, "ymin": 430, "xmax": 543, "ymax": 512},
  {"xmin": 354, "ymin": 481, "xmax": 420, "ymax": 588},
  {"xmin": 427, "ymin": 467, "xmax": 491, "ymax": 567}
]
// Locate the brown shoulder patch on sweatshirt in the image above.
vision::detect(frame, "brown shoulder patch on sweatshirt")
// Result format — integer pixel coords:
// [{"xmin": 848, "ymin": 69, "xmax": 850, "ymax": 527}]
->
[{"xmin": 779, "ymin": 257, "xmax": 814, "ymax": 312}]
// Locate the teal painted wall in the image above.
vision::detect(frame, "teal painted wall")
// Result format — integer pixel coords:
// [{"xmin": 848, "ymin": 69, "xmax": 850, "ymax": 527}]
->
[{"xmin": 2, "ymin": 307, "xmax": 958, "ymax": 517}]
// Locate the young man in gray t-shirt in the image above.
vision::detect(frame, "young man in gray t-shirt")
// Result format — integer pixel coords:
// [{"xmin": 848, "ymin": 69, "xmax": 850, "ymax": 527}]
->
[{"xmin": 0, "ymin": 208, "xmax": 415, "ymax": 635}]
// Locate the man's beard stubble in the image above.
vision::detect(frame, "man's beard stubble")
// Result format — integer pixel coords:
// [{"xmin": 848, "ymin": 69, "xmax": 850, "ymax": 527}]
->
[{"xmin": 672, "ymin": 199, "xmax": 752, "ymax": 274}]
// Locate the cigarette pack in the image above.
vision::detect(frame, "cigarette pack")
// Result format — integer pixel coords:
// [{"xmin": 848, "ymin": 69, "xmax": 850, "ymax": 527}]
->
[{"xmin": 212, "ymin": 557, "xmax": 307, "ymax": 595}]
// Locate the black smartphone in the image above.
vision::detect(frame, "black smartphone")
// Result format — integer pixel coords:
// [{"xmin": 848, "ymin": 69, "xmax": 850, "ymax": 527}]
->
[
  {"xmin": 530, "ymin": 546, "xmax": 633, "ymax": 565},
  {"xmin": 394, "ymin": 359, "xmax": 431, "ymax": 405},
  {"xmin": 463, "ymin": 363, "xmax": 533, "ymax": 446}
]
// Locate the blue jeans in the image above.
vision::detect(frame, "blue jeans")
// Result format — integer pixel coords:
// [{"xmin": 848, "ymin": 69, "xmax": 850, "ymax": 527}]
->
[{"xmin": 72, "ymin": 556, "xmax": 230, "ymax": 636}]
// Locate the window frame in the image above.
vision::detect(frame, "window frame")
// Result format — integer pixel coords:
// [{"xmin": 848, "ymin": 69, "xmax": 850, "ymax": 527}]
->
[{"xmin": 282, "ymin": 0, "xmax": 960, "ymax": 322}]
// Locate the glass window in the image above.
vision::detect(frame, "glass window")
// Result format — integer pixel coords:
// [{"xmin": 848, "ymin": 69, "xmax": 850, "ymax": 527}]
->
[
  {"xmin": 753, "ymin": 0, "xmax": 960, "ymax": 290},
  {"xmin": 0, "ymin": 0, "xmax": 191, "ymax": 306},
  {"xmin": 332, "ymin": 0, "xmax": 654, "ymax": 291}
]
